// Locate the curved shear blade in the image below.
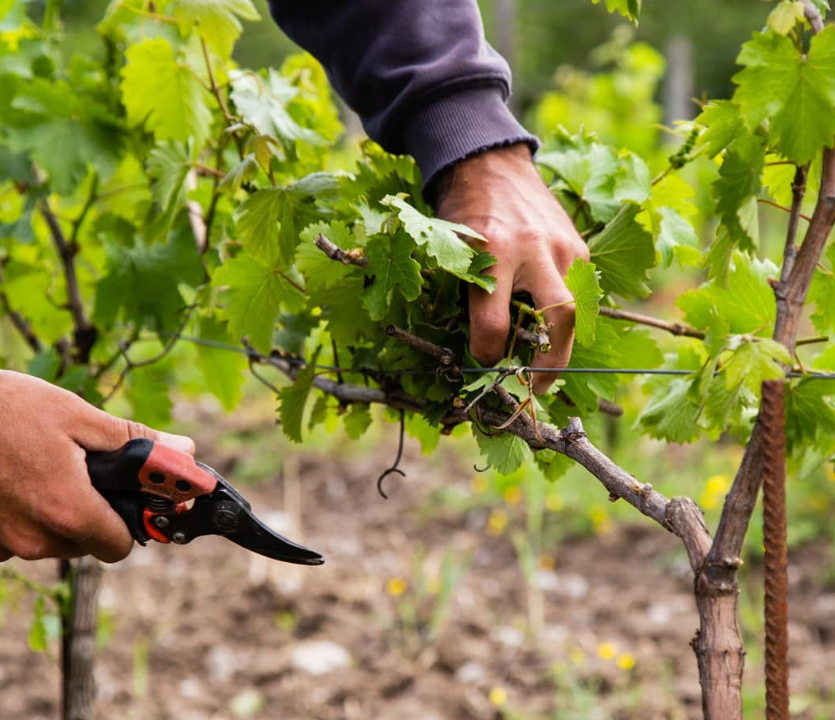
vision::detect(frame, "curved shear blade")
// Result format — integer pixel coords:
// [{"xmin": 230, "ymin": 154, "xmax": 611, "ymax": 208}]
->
[{"xmin": 192, "ymin": 463, "xmax": 324, "ymax": 565}]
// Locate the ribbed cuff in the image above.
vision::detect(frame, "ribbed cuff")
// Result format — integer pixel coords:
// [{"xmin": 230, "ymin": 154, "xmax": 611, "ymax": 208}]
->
[{"xmin": 400, "ymin": 86, "xmax": 540, "ymax": 191}]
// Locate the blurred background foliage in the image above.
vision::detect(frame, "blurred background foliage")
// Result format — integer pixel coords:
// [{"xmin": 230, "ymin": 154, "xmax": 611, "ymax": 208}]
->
[{"xmin": 36, "ymin": 0, "xmax": 770, "ymax": 123}]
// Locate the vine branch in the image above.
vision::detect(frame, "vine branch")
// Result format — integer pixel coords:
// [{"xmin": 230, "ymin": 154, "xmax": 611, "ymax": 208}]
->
[{"xmin": 39, "ymin": 199, "xmax": 96, "ymax": 363}]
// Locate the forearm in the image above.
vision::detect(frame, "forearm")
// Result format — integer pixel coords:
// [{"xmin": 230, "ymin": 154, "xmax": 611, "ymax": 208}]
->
[{"xmin": 265, "ymin": 0, "xmax": 537, "ymax": 186}]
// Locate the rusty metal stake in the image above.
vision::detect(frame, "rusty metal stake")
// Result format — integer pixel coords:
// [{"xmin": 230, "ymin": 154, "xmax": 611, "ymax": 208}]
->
[{"xmin": 761, "ymin": 380, "xmax": 789, "ymax": 720}]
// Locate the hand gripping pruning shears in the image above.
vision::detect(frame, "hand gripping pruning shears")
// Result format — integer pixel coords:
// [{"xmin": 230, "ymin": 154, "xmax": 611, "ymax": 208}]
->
[{"xmin": 86, "ymin": 438, "xmax": 323, "ymax": 566}]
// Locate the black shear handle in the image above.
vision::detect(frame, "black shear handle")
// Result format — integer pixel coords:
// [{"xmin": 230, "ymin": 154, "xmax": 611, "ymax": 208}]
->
[{"xmin": 86, "ymin": 439, "xmax": 156, "ymax": 545}]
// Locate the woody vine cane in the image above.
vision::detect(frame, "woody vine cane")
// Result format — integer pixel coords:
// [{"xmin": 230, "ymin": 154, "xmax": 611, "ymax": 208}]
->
[{"xmin": 2, "ymin": 0, "xmax": 835, "ymax": 718}]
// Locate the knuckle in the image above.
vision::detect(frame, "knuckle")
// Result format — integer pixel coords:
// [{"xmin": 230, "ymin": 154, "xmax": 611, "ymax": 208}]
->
[
  {"xmin": 477, "ymin": 309, "xmax": 510, "ymax": 337},
  {"xmin": 13, "ymin": 538, "xmax": 48, "ymax": 561},
  {"xmin": 42, "ymin": 506, "xmax": 88, "ymax": 541}
]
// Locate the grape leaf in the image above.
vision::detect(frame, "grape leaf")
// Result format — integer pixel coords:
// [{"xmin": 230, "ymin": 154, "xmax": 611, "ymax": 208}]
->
[
  {"xmin": 146, "ymin": 141, "xmax": 192, "ymax": 235},
  {"xmin": 172, "ymin": 0, "xmax": 260, "ymax": 58},
  {"xmin": 121, "ymin": 38, "xmax": 212, "ymax": 147},
  {"xmin": 6, "ymin": 79, "xmax": 123, "ymax": 194},
  {"xmin": 195, "ymin": 316, "xmax": 247, "ymax": 411},
  {"xmin": 279, "ymin": 348, "xmax": 320, "ymax": 443},
  {"xmin": 807, "ymin": 244, "xmax": 835, "ymax": 334},
  {"xmin": 723, "ymin": 337, "xmax": 791, "ymax": 396},
  {"xmin": 126, "ymin": 364, "xmax": 173, "ymax": 428},
  {"xmin": 308, "ymin": 276, "xmax": 371, "ymax": 345},
  {"xmin": 590, "ymin": 0, "xmax": 640, "ymax": 22},
  {"xmin": 405, "ymin": 411, "xmax": 441, "ymax": 455},
  {"xmin": 712, "ymin": 133, "xmax": 764, "ymax": 252},
  {"xmin": 638, "ymin": 377, "xmax": 702, "ymax": 444},
  {"xmin": 641, "ymin": 205, "xmax": 700, "ymax": 269},
  {"xmin": 587, "ymin": 204, "xmax": 655, "ymax": 298},
  {"xmin": 211, "ymin": 252, "xmax": 305, "ymax": 353},
  {"xmin": 564, "ymin": 259, "xmax": 601, "ymax": 347},
  {"xmin": 767, "ymin": 1, "xmax": 806, "ymax": 35},
  {"xmin": 94, "ymin": 226, "xmax": 204, "ymax": 333},
  {"xmin": 362, "ymin": 231, "xmax": 423, "ymax": 321},
  {"xmin": 218, "ymin": 153, "xmax": 260, "ymax": 194},
  {"xmin": 677, "ymin": 253, "xmax": 778, "ymax": 335},
  {"xmin": 474, "ymin": 428, "xmax": 529, "ymax": 475},
  {"xmin": 236, "ymin": 173, "xmax": 338, "ymax": 266},
  {"xmin": 383, "ymin": 195, "xmax": 481, "ymax": 276},
  {"xmin": 695, "ymin": 100, "xmax": 744, "ymax": 158},
  {"xmin": 230, "ymin": 69, "xmax": 321, "ymax": 144},
  {"xmin": 785, "ymin": 379, "xmax": 835, "ymax": 452},
  {"xmin": 343, "ymin": 404, "xmax": 372, "ymax": 439},
  {"xmin": 733, "ymin": 27, "xmax": 835, "ymax": 163},
  {"xmin": 537, "ymin": 131, "xmax": 650, "ymax": 223}
]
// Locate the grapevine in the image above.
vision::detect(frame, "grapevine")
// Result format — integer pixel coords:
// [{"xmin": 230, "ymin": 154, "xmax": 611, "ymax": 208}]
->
[{"xmin": 1, "ymin": 0, "xmax": 835, "ymax": 718}]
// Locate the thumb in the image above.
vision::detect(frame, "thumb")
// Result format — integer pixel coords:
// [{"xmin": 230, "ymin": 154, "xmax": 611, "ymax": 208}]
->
[{"xmin": 68, "ymin": 402, "xmax": 195, "ymax": 456}]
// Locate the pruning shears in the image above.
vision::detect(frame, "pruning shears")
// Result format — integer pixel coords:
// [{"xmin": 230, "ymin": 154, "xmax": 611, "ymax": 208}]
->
[{"xmin": 86, "ymin": 438, "xmax": 324, "ymax": 566}]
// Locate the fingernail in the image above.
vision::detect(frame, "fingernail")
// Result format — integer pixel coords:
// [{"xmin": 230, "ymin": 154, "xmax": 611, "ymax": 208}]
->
[{"xmin": 159, "ymin": 432, "xmax": 196, "ymax": 455}]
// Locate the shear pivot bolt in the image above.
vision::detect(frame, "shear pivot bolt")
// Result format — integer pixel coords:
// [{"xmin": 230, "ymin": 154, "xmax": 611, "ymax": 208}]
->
[
  {"xmin": 153, "ymin": 516, "xmax": 170, "ymax": 529},
  {"xmin": 171, "ymin": 532, "xmax": 187, "ymax": 544},
  {"xmin": 212, "ymin": 501, "xmax": 241, "ymax": 532}
]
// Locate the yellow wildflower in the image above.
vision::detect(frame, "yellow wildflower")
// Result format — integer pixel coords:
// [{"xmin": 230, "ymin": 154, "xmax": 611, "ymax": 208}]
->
[
  {"xmin": 488, "ymin": 687, "xmax": 507, "ymax": 707},
  {"xmin": 589, "ymin": 505, "xmax": 611, "ymax": 535},
  {"xmin": 471, "ymin": 475, "xmax": 488, "ymax": 494},
  {"xmin": 503, "ymin": 486, "xmax": 523, "ymax": 505},
  {"xmin": 487, "ymin": 509, "xmax": 508, "ymax": 535},
  {"xmin": 616, "ymin": 653, "xmax": 636, "ymax": 670},
  {"xmin": 386, "ymin": 577, "xmax": 407, "ymax": 597},
  {"xmin": 597, "ymin": 642, "xmax": 618, "ymax": 660},
  {"xmin": 699, "ymin": 474, "xmax": 731, "ymax": 510},
  {"xmin": 545, "ymin": 493, "xmax": 564, "ymax": 512}
]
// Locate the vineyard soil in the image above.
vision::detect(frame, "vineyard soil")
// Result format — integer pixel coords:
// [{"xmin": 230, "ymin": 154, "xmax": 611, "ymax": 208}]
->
[{"xmin": 2, "ymin": 406, "xmax": 835, "ymax": 719}]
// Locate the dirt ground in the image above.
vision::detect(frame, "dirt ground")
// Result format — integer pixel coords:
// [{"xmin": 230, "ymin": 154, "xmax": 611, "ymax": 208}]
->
[{"xmin": 2, "ymin": 409, "xmax": 835, "ymax": 720}]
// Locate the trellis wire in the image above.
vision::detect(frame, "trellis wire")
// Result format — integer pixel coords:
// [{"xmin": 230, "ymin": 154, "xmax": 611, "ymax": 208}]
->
[{"xmin": 155, "ymin": 333, "xmax": 835, "ymax": 381}]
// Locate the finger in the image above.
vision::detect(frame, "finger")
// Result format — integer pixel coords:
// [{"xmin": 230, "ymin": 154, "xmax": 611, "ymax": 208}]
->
[
  {"xmin": 527, "ymin": 265, "xmax": 575, "ymax": 395},
  {"xmin": 39, "ymin": 448, "xmax": 136, "ymax": 564},
  {"xmin": 68, "ymin": 402, "xmax": 195, "ymax": 455},
  {"xmin": 468, "ymin": 272, "xmax": 514, "ymax": 366},
  {"xmin": 0, "ymin": 529, "xmax": 85, "ymax": 562}
]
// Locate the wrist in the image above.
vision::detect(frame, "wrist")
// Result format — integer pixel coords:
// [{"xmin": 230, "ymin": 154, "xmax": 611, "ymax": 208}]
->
[{"xmin": 432, "ymin": 142, "xmax": 537, "ymax": 210}]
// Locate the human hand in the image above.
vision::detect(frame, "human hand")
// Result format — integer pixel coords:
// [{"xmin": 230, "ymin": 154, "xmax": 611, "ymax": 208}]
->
[
  {"xmin": 0, "ymin": 371, "xmax": 194, "ymax": 563},
  {"xmin": 434, "ymin": 143, "xmax": 589, "ymax": 393}
]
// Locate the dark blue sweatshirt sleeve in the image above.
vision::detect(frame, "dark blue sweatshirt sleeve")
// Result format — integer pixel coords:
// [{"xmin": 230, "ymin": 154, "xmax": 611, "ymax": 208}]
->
[{"xmin": 265, "ymin": 0, "xmax": 539, "ymax": 187}]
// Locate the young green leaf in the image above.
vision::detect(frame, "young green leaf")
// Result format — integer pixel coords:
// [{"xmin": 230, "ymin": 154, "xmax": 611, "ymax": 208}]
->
[
  {"xmin": 382, "ymin": 194, "xmax": 482, "ymax": 275},
  {"xmin": 230, "ymin": 69, "xmax": 321, "ymax": 144},
  {"xmin": 564, "ymin": 259, "xmax": 601, "ymax": 347},
  {"xmin": 279, "ymin": 348, "xmax": 320, "ymax": 443},
  {"xmin": 362, "ymin": 231, "xmax": 423, "ymax": 321},
  {"xmin": 677, "ymin": 253, "xmax": 778, "ymax": 335},
  {"xmin": 121, "ymin": 38, "xmax": 212, "ymax": 147},
  {"xmin": 587, "ymin": 204, "xmax": 655, "ymax": 298},
  {"xmin": 695, "ymin": 101, "xmax": 744, "ymax": 158},
  {"xmin": 733, "ymin": 27, "xmax": 835, "ymax": 164},
  {"xmin": 712, "ymin": 134, "xmax": 764, "ymax": 252},
  {"xmin": 474, "ymin": 429, "xmax": 529, "ymax": 476},
  {"xmin": 590, "ymin": 0, "xmax": 640, "ymax": 23},
  {"xmin": 211, "ymin": 252, "xmax": 305, "ymax": 353},
  {"xmin": 172, "ymin": 0, "xmax": 260, "ymax": 58}
]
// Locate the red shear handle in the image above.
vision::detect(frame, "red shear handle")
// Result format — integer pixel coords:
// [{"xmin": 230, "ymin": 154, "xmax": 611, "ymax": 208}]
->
[
  {"xmin": 87, "ymin": 439, "xmax": 219, "ymax": 546},
  {"xmin": 87, "ymin": 438, "xmax": 218, "ymax": 503}
]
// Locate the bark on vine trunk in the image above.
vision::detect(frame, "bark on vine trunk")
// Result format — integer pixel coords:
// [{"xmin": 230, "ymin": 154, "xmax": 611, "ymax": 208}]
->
[{"xmin": 61, "ymin": 557, "xmax": 103, "ymax": 720}]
